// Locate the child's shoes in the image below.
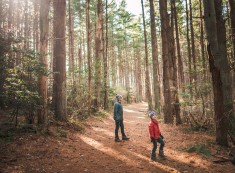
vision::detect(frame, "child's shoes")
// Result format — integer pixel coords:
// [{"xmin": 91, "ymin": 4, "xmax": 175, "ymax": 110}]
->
[{"xmin": 159, "ymin": 150, "xmax": 166, "ymax": 158}]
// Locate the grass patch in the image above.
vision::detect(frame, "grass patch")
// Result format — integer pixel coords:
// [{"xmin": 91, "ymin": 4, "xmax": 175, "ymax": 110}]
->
[
  {"xmin": 183, "ymin": 125, "xmax": 214, "ymax": 133},
  {"xmin": 0, "ymin": 122, "xmax": 37, "ymax": 142},
  {"xmin": 0, "ymin": 130, "xmax": 15, "ymax": 142},
  {"xmin": 94, "ymin": 110, "xmax": 110, "ymax": 123},
  {"xmin": 185, "ymin": 144, "xmax": 211, "ymax": 157},
  {"xmin": 56, "ymin": 127, "xmax": 67, "ymax": 138},
  {"xmin": 68, "ymin": 118, "xmax": 85, "ymax": 132},
  {"xmin": 95, "ymin": 110, "xmax": 109, "ymax": 118}
]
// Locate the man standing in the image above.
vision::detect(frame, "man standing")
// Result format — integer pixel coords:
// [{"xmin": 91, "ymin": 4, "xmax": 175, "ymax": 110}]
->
[{"xmin": 114, "ymin": 95, "xmax": 130, "ymax": 142}]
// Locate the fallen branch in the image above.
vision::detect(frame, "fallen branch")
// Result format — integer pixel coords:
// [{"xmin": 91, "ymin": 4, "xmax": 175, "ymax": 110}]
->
[{"xmin": 212, "ymin": 154, "xmax": 235, "ymax": 165}]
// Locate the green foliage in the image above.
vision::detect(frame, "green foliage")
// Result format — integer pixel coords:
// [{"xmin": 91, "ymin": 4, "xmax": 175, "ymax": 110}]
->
[
  {"xmin": 0, "ymin": 28, "xmax": 49, "ymax": 124},
  {"xmin": 3, "ymin": 50, "xmax": 48, "ymax": 124},
  {"xmin": 0, "ymin": 122, "xmax": 37, "ymax": 142},
  {"xmin": 67, "ymin": 80, "xmax": 90, "ymax": 119},
  {"xmin": 68, "ymin": 118, "xmax": 85, "ymax": 132},
  {"xmin": 0, "ymin": 29, "xmax": 18, "ymax": 108},
  {"xmin": 180, "ymin": 81, "xmax": 212, "ymax": 107},
  {"xmin": 0, "ymin": 130, "xmax": 15, "ymax": 142},
  {"xmin": 56, "ymin": 127, "xmax": 67, "ymax": 138},
  {"xmin": 95, "ymin": 110, "xmax": 109, "ymax": 118},
  {"xmin": 185, "ymin": 144, "xmax": 211, "ymax": 157}
]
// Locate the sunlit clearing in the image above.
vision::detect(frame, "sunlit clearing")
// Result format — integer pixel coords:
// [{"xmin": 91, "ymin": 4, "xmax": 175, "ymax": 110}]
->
[
  {"xmin": 126, "ymin": 150, "xmax": 179, "ymax": 173},
  {"xmin": 137, "ymin": 117, "xmax": 145, "ymax": 119},
  {"xmin": 162, "ymin": 148, "xmax": 212, "ymax": 170},
  {"xmin": 92, "ymin": 127, "xmax": 113, "ymax": 137},
  {"xmin": 79, "ymin": 135, "xmax": 182, "ymax": 172},
  {"xmin": 79, "ymin": 135, "xmax": 136, "ymax": 166},
  {"xmin": 123, "ymin": 108, "xmax": 139, "ymax": 113}
]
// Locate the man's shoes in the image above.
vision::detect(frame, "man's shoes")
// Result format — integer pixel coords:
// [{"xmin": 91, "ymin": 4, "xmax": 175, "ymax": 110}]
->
[
  {"xmin": 122, "ymin": 136, "xmax": 130, "ymax": 141},
  {"xmin": 115, "ymin": 138, "xmax": 121, "ymax": 142},
  {"xmin": 151, "ymin": 155, "xmax": 157, "ymax": 161}
]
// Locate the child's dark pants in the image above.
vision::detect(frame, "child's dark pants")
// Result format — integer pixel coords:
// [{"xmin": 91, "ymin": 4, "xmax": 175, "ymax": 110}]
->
[{"xmin": 152, "ymin": 138, "xmax": 165, "ymax": 157}]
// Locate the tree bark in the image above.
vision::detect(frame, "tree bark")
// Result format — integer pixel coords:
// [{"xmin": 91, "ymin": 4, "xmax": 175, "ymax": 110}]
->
[
  {"xmin": 0, "ymin": 0, "xmax": 2, "ymax": 27},
  {"xmin": 24, "ymin": 0, "xmax": 29, "ymax": 49},
  {"xmin": 214, "ymin": 0, "xmax": 234, "ymax": 145},
  {"xmin": 159, "ymin": 0, "xmax": 173, "ymax": 123},
  {"xmin": 86, "ymin": 0, "xmax": 92, "ymax": 115},
  {"xmin": 38, "ymin": 0, "xmax": 49, "ymax": 125},
  {"xmin": 170, "ymin": 0, "xmax": 181, "ymax": 125},
  {"xmin": 203, "ymin": 0, "xmax": 234, "ymax": 146},
  {"xmin": 68, "ymin": 0, "xmax": 75, "ymax": 84},
  {"xmin": 186, "ymin": 0, "xmax": 192, "ymax": 97},
  {"xmin": 103, "ymin": 0, "xmax": 108, "ymax": 110},
  {"xmin": 53, "ymin": 0, "xmax": 67, "ymax": 121},
  {"xmin": 207, "ymin": 44, "xmax": 227, "ymax": 146},
  {"xmin": 94, "ymin": 0, "xmax": 102, "ymax": 111},
  {"xmin": 8, "ymin": 0, "xmax": 13, "ymax": 30},
  {"xmin": 228, "ymin": 0, "xmax": 235, "ymax": 103},
  {"xmin": 141, "ymin": 0, "xmax": 153, "ymax": 110},
  {"xmin": 229, "ymin": 0, "xmax": 235, "ymax": 61},
  {"xmin": 199, "ymin": 0, "xmax": 206, "ymax": 78},
  {"xmin": 149, "ymin": 0, "xmax": 160, "ymax": 111},
  {"xmin": 189, "ymin": 0, "xmax": 196, "ymax": 84},
  {"xmin": 33, "ymin": 0, "xmax": 39, "ymax": 52},
  {"xmin": 172, "ymin": 0, "xmax": 184, "ymax": 90}
]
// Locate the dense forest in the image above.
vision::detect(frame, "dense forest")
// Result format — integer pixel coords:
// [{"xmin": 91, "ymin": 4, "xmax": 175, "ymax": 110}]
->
[
  {"xmin": 1, "ymin": 0, "xmax": 235, "ymax": 144},
  {"xmin": 0, "ymin": 0, "xmax": 235, "ymax": 171}
]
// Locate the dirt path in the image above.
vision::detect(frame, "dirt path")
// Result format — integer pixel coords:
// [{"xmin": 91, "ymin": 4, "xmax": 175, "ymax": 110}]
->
[{"xmin": 0, "ymin": 102, "xmax": 234, "ymax": 173}]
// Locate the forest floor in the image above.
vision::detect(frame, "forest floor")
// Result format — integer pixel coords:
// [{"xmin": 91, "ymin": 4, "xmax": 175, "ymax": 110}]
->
[{"xmin": 0, "ymin": 102, "xmax": 235, "ymax": 173}]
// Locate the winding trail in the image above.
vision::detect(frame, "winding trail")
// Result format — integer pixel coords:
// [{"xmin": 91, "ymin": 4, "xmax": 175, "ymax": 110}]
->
[
  {"xmin": 1, "ymin": 102, "xmax": 234, "ymax": 173},
  {"xmin": 70, "ymin": 102, "xmax": 233, "ymax": 173}
]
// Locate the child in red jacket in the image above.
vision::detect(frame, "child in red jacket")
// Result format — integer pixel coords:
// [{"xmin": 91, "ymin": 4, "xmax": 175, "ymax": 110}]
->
[{"xmin": 148, "ymin": 111, "xmax": 165, "ymax": 161}]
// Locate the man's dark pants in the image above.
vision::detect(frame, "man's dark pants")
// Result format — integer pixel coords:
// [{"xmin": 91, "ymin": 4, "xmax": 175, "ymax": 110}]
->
[{"xmin": 115, "ymin": 120, "xmax": 126, "ymax": 139}]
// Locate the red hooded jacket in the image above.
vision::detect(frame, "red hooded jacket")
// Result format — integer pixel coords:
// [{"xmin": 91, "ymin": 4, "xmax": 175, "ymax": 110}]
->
[{"xmin": 148, "ymin": 119, "xmax": 161, "ymax": 139}]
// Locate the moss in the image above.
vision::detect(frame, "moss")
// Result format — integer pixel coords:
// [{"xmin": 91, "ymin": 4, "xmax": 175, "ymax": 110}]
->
[{"xmin": 185, "ymin": 144, "xmax": 211, "ymax": 157}]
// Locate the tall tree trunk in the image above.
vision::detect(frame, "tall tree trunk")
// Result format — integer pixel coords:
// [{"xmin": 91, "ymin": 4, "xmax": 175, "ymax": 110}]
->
[
  {"xmin": 0, "ymin": 0, "xmax": 2, "ymax": 27},
  {"xmin": 38, "ymin": 0, "xmax": 49, "ymax": 125},
  {"xmin": 136, "ymin": 48, "xmax": 143, "ymax": 102},
  {"xmin": 94, "ymin": 0, "xmax": 102, "ymax": 111},
  {"xmin": 0, "ymin": 0, "xmax": 4, "ymax": 108},
  {"xmin": 199, "ymin": 0, "xmax": 206, "ymax": 78},
  {"xmin": 53, "ymin": 0, "xmax": 67, "ymax": 121},
  {"xmin": 229, "ymin": 0, "xmax": 235, "ymax": 61},
  {"xmin": 207, "ymin": 44, "xmax": 227, "ymax": 146},
  {"xmin": 204, "ymin": 0, "xmax": 234, "ymax": 146},
  {"xmin": 86, "ymin": 0, "xmax": 92, "ymax": 115},
  {"xmin": 186, "ymin": 0, "xmax": 192, "ymax": 97},
  {"xmin": 170, "ymin": 0, "xmax": 181, "ymax": 125},
  {"xmin": 7, "ymin": 0, "xmax": 13, "ymax": 67},
  {"xmin": 124, "ymin": 40, "xmax": 130, "ymax": 91},
  {"xmin": 141, "ymin": 0, "xmax": 153, "ymax": 110},
  {"xmin": 8, "ymin": 0, "xmax": 13, "ymax": 30},
  {"xmin": 16, "ymin": 0, "xmax": 22, "ymax": 66},
  {"xmin": 24, "ymin": 0, "xmax": 29, "ymax": 49},
  {"xmin": 149, "ymin": 0, "xmax": 160, "ymax": 111},
  {"xmin": 103, "ymin": 0, "xmax": 108, "ymax": 110},
  {"xmin": 172, "ymin": 0, "xmax": 184, "ymax": 91},
  {"xmin": 159, "ymin": 0, "xmax": 173, "ymax": 123},
  {"xmin": 189, "ymin": 0, "xmax": 196, "ymax": 84},
  {"xmin": 214, "ymin": 0, "xmax": 234, "ymax": 145},
  {"xmin": 33, "ymin": 0, "xmax": 39, "ymax": 52},
  {"xmin": 229, "ymin": 0, "xmax": 235, "ymax": 104},
  {"xmin": 68, "ymin": 0, "xmax": 75, "ymax": 84}
]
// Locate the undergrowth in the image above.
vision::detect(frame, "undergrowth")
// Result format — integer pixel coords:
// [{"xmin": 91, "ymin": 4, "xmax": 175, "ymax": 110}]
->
[{"xmin": 184, "ymin": 144, "xmax": 211, "ymax": 157}]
